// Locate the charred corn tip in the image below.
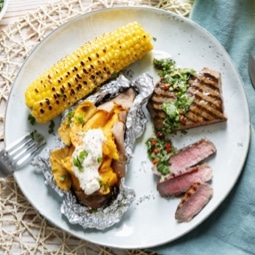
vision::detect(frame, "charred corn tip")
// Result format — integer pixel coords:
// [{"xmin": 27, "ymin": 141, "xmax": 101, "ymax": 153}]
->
[{"xmin": 25, "ymin": 21, "xmax": 154, "ymax": 123}]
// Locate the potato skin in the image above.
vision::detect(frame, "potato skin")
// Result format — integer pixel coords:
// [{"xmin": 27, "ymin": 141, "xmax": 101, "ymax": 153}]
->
[{"xmin": 74, "ymin": 186, "xmax": 119, "ymax": 209}]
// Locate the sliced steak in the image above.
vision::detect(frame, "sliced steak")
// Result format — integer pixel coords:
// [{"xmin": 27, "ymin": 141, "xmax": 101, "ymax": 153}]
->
[
  {"xmin": 169, "ymin": 139, "xmax": 216, "ymax": 175},
  {"xmin": 175, "ymin": 182, "xmax": 213, "ymax": 222},
  {"xmin": 157, "ymin": 163, "xmax": 213, "ymax": 196},
  {"xmin": 147, "ymin": 67, "xmax": 227, "ymax": 131}
]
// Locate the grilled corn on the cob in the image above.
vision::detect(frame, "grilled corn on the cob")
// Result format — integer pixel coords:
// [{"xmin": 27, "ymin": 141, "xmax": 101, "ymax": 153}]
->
[{"xmin": 25, "ymin": 21, "xmax": 153, "ymax": 123}]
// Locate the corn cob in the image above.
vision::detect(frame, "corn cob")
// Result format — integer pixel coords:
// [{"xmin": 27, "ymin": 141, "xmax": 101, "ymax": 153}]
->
[{"xmin": 25, "ymin": 21, "xmax": 153, "ymax": 123}]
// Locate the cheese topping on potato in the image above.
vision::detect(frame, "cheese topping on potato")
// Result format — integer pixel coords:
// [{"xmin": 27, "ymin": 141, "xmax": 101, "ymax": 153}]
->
[{"xmin": 72, "ymin": 129, "xmax": 106, "ymax": 195}]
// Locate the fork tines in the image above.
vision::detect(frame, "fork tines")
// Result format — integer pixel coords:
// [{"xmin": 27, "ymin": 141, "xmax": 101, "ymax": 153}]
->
[{"xmin": 0, "ymin": 131, "xmax": 46, "ymax": 177}]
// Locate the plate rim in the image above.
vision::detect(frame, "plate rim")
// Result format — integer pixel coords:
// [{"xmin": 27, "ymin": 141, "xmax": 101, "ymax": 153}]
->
[{"xmin": 0, "ymin": 0, "xmax": 9, "ymax": 20}]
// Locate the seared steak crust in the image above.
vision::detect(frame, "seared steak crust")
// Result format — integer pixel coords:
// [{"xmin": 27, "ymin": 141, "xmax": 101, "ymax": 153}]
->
[
  {"xmin": 175, "ymin": 182, "xmax": 213, "ymax": 222},
  {"xmin": 147, "ymin": 68, "xmax": 227, "ymax": 131}
]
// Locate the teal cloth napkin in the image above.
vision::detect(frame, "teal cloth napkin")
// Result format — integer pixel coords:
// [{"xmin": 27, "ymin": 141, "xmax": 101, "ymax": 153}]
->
[{"xmin": 152, "ymin": 0, "xmax": 255, "ymax": 254}]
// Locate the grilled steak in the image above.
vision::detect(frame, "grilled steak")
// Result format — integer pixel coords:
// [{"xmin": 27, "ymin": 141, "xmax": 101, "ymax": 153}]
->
[
  {"xmin": 175, "ymin": 182, "xmax": 213, "ymax": 222},
  {"xmin": 147, "ymin": 67, "xmax": 227, "ymax": 132},
  {"xmin": 157, "ymin": 163, "xmax": 213, "ymax": 196},
  {"xmin": 167, "ymin": 138, "xmax": 216, "ymax": 176}
]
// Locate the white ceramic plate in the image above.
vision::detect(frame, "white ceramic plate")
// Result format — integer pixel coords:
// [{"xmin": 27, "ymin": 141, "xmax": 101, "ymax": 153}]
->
[
  {"xmin": 5, "ymin": 7, "xmax": 250, "ymax": 249},
  {"xmin": 0, "ymin": 0, "xmax": 9, "ymax": 20}
]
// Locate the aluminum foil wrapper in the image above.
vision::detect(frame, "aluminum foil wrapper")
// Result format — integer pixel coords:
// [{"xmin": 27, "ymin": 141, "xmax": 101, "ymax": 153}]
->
[
  {"xmin": 33, "ymin": 73, "xmax": 154, "ymax": 230},
  {"xmin": 61, "ymin": 179, "xmax": 135, "ymax": 230}
]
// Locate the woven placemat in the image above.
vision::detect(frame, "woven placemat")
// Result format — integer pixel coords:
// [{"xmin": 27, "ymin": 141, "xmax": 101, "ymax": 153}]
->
[{"xmin": 0, "ymin": 0, "xmax": 193, "ymax": 254}]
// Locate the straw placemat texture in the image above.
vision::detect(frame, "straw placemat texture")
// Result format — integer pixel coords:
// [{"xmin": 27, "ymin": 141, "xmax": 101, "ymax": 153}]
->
[{"xmin": 0, "ymin": 0, "xmax": 193, "ymax": 254}]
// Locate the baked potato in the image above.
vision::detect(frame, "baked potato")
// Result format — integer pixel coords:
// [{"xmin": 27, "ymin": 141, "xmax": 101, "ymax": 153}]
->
[{"xmin": 50, "ymin": 88, "xmax": 136, "ymax": 208}]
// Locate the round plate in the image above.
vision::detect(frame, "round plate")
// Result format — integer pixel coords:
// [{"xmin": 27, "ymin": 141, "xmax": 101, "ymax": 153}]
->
[
  {"xmin": 0, "ymin": 0, "xmax": 9, "ymax": 20},
  {"xmin": 4, "ymin": 7, "xmax": 250, "ymax": 249}
]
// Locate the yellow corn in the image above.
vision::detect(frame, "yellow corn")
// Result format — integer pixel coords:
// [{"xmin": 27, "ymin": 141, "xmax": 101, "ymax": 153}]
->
[{"xmin": 25, "ymin": 21, "xmax": 153, "ymax": 123}]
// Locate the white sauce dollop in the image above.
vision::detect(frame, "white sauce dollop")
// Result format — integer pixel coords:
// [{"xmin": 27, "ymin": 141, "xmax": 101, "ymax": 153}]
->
[{"xmin": 72, "ymin": 129, "xmax": 106, "ymax": 195}]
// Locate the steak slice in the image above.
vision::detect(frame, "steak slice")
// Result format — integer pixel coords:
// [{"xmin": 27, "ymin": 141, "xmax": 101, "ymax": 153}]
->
[
  {"xmin": 157, "ymin": 163, "xmax": 213, "ymax": 196},
  {"xmin": 168, "ymin": 138, "xmax": 216, "ymax": 176},
  {"xmin": 175, "ymin": 182, "xmax": 213, "ymax": 222},
  {"xmin": 147, "ymin": 67, "xmax": 227, "ymax": 132}
]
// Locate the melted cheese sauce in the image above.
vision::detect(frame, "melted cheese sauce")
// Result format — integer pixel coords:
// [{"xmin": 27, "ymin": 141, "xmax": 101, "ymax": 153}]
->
[{"xmin": 72, "ymin": 129, "xmax": 106, "ymax": 195}]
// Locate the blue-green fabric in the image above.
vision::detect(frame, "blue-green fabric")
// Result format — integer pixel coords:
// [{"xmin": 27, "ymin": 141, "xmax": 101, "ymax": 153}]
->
[{"xmin": 152, "ymin": 0, "xmax": 255, "ymax": 254}]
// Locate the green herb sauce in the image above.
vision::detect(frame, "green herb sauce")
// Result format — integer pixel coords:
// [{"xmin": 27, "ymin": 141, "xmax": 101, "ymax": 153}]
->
[
  {"xmin": 153, "ymin": 58, "xmax": 195, "ymax": 134},
  {"xmin": 146, "ymin": 134, "xmax": 176, "ymax": 175}
]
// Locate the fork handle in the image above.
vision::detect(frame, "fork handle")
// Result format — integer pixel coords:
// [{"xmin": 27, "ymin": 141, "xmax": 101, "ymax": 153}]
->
[{"xmin": 0, "ymin": 155, "xmax": 14, "ymax": 178}]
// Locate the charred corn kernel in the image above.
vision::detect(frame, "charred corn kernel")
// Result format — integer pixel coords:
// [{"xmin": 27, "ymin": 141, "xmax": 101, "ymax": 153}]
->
[{"xmin": 25, "ymin": 22, "xmax": 153, "ymax": 123}]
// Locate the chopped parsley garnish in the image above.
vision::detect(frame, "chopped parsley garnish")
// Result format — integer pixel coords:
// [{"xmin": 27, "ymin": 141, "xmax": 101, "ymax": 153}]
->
[
  {"xmin": 58, "ymin": 175, "xmax": 67, "ymax": 182},
  {"xmin": 79, "ymin": 150, "xmax": 88, "ymax": 161},
  {"xmin": 73, "ymin": 150, "xmax": 88, "ymax": 171},
  {"xmin": 97, "ymin": 156, "xmax": 102, "ymax": 163},
  {"xmin": 28, "ymin": 114, "xmax": 36, "ymax": 126},
  {"xmin": 153, "ymin": 58, "xmax": 195, "ymax": 134},
  {"xmin": 30, "ymin": 130, "xmax": 36, "ymax": 140},
  {"xmin": 110, "ymin": 72, "xmax": 118, "ymax": 80},
  {"xmin": 75, "ymin": 115, "xmax": 84, "ymax": 124},
  {"xmin": 66, "ymin": 110, "xmax": 74, "ymax": 124},
  {"xmin": 99, "ymin": 180, "xmax": 110, "ymax": 192},
  {"xmin": 48, "ymin": 120, "xmax": 55, "ymax": 134}
]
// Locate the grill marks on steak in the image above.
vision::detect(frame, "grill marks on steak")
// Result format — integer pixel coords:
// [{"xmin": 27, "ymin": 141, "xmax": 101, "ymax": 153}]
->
[
  {"xmin": 147, "ymin": 85, "xmax": 175, "ymax": 129},
  {"xmin": 186, "ymin": 68, "xmax": 226, "ymax": 124},
  {"xmin": 175, "ymin": 182, "xmax": 213, "ymax": 222},
  {"xmin": 169, "ymin": 138, "xmax": 216, "ymax": 176},
  {"xmin": 157, "ymin": 163, "xmax": 213, "ymax": 196},
  {"xmin": 147, "ymin": 68, "xmax": 227, "ymax": 131}
]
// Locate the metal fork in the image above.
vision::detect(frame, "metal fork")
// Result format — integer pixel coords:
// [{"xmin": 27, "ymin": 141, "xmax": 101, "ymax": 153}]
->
[{"xmin": 0, "ymin": 131, "xmax": 46, "ymax": 177}]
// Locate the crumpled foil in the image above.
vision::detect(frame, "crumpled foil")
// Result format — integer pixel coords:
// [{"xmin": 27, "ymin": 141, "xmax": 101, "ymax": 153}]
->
[{"xmin": 33, "ymin": 73, "xmax": 154, "ymax": 230}]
